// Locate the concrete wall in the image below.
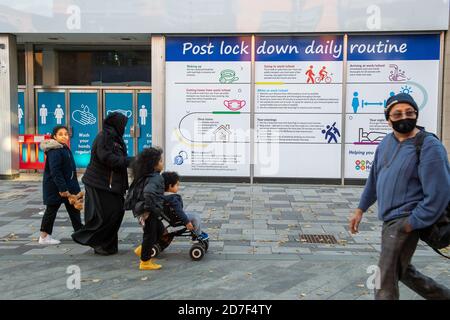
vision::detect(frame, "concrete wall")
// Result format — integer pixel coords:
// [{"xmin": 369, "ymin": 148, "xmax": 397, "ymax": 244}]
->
[
  {"xmin": 151, "ymin": 36, "xmax": 165, "ymax": 156},
  {"xmin": 0, "ymin": 34, "xmax": 19, "ymax": 178},
  {"xmin": 442, "ymin": 31, "xmax": 450, "ymax": 159},
  {"xmin": 1, "ymin": 0, "xmax": 448, "ymax": 34}
]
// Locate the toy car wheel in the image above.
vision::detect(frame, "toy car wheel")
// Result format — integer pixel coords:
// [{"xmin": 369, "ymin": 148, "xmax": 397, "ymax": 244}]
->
[
  {"xmin": 189, "ymin": 244, "xmax": 205, "ymax": 261},
  {"xmin": 150, "ymin": 244, "xmax": 161, "ymax": 258}
]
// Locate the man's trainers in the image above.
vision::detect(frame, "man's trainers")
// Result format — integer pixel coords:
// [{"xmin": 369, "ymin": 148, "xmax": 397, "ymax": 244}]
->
[
  {"xmin": 198, "ymin": 232, "xmax": 209, "ymax": 240},
  {"xmin": 38, "ymin": 235, "xmax": 61, "ymax": 245},
  {"xmin": 139, "ymin": 259, "xmax": 162, "ymax": 270}
]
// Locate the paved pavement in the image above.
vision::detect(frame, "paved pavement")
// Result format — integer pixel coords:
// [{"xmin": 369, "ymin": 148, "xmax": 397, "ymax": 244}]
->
[{"xmin": 0, "ymin": 175, "xmax": 448, "ymax": 300}]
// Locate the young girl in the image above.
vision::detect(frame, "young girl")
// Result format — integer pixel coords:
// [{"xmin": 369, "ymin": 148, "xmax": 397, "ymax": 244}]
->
[
  {"xmin": 39, "ymin": 125, "xmax": 83, "ymax": 244},
  {"xmin": 131, "ymin": 147, "xmax": 165, "ymax": 270}
]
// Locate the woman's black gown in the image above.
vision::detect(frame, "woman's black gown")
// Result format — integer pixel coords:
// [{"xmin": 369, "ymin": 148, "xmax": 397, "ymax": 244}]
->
[{"xmin": 72, "ymin": 112, "xmax": 130, "ymax": 255}]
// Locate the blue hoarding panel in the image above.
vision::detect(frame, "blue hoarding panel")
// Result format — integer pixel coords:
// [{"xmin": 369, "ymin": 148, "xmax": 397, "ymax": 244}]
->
[
  {"xmin": 348, "ymin": 34, "xmax": 440, "ymax": 61},
  {"xmin": 70, "ymin": 92, "xmax": 98, "ymax": 168},
  {"xmin": 104, "ymin": 92, "xmax": 133, "ymax": 156},
  {"xmin": 18, "ymin": 91, "xmax": 25, "ymax": 134},
  {"xmin": 37, "ymin": 92, "xmax": 66, "ymax": 134},
  {"xmin": 18, "ymin": 91, "xmax": 26, "ymax": 161},
  {"xmin": 166, "ymin": 37, "xmax": 252, "ymax": 62},
  {"xmin": 37, "ymin": 92, "xmax": 66, "ymax": 162},
  {"xmin": 137, "ymin": 92, "xmax": 152, "ymax": 153},
  {"xmin": 255, "ymin": 36, "xmax": 344, "ymax": 61}
]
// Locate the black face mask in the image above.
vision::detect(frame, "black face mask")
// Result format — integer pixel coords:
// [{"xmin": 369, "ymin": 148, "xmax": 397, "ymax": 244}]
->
[{"xmin": 391, "ymin": 118, "xmax": 417, "ymax": 134}]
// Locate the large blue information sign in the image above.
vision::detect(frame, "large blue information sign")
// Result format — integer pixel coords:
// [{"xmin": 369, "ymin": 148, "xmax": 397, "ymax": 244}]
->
[
  {"xmin": 104, "ymin": 92, "xmax": 134, "ymax": 156},
  {"xmin": 37, "ymin": 92, "xmax": 66, "ymax": 134},
  {"xmin": 70, "ymin": 92, "xmax": 98, "ymax": 168},
  {"xmin": 18, "ymin": 91, "xmax": 25, "ymax": 134},
  {"xmin": 137, "ymin": 92, "xmax": 151, "ymax": 152}
]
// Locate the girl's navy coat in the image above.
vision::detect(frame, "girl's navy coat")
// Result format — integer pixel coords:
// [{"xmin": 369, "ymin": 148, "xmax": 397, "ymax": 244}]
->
[{"xmin": 41, "ymin": 139, "xmax": 81, "ymax": 205}]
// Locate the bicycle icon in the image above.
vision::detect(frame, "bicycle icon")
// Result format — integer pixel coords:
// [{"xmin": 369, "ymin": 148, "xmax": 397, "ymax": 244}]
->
[
  {"xmin": 307, "ymin": 66, "xmax": 333, "ymax": 84},
  {"xmin": 315, "ymin": 75, "xmax": 332, "ymax": 83}
]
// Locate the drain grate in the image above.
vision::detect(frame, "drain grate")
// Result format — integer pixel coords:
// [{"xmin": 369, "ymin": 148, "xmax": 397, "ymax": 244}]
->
[{"xmin": 299, "ymin": 234, "xmax": 337, "ymax": 244}]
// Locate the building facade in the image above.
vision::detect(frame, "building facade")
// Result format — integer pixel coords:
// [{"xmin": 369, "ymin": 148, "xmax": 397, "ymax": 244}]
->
[{"xmin": 0, "ymin": 0, "xmax": 449, "ymax": 184}]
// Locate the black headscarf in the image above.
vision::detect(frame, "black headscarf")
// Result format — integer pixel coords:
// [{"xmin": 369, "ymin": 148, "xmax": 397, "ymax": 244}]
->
[
  {"xmin": 104, "ymin": 112, "xmax": 128, "ymax": 137},
  {"xmin": 102, "ymin": 112, "xmax": 128, "ymax": 155}
]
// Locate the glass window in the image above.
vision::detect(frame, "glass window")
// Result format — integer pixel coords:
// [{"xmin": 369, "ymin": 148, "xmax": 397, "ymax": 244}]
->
[
  {"xmin": 34, "ymin": 50, "xmax": 43, "ymax": 85},
  {"xmin": 17, "ymin": 48, "xmax": 25, "ymax": 85},
  {"xmin": 57, "ymin": 48, "xmax": 151, "ymax": 86}
]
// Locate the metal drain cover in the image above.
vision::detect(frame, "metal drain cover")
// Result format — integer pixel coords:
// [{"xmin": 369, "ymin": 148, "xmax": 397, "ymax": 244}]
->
[{"xmin": 300, "ymin": 234, "xmax": 337, "ymax": 244}]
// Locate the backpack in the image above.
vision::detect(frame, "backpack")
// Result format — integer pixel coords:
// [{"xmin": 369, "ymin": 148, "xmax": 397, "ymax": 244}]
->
[
  {"xmin": 415, "ymin": 131, "xmax": 450, "ymax": 259},
  {"xmin": 124, "ymin": 175, "xmax": 149, "ymax": 218}
]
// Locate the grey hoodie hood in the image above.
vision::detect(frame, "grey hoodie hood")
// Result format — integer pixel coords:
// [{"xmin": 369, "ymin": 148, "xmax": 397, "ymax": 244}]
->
[{"xmin": 40, "ymin": 139, "xmax": 64, "ymax": 152}]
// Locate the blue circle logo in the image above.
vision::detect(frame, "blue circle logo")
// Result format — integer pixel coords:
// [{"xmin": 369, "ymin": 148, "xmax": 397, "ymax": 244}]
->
[{"xmin": 174, "ymin": 155, "xmax": 184, "ymax": 165}]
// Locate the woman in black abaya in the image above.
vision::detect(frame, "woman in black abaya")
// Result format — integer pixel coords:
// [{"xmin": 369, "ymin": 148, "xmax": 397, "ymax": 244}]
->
[{"xmin": 72, "ymin": 112, "xmax": 130, "ymax": 255}]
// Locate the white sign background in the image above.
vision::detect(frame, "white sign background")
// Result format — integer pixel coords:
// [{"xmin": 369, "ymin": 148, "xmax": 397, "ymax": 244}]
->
[
  {"xmin": 166, "ymin": 59, "xmax": 251, "ymax": 176},
  {"xmin": 254, "ymin": 57, "xmax": 343, "ymax": 178},
  {"xmin": 345, "ymin": 45, "xmax": 440, "ymax": 179}
]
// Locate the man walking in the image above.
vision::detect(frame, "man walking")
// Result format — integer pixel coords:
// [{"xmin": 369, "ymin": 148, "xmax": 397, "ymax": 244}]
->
[{"xmin": 349, "ymin": 93, "xmax": 450, "ymax": 300}]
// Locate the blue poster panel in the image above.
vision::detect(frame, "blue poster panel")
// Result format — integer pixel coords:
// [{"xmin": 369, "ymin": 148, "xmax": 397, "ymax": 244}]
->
[
  {"xmin": 18, "ymin": 91, "xmax": 25, "ymax": 134},
  {"xmin": 166, "ymin": 37, "xmax": 252, "ymax": 62},
  {"xmin": 37, "ymin": 91, "xmax": 66, "ymax": 162},
  {"xmin": 104, "ymin": 92, "xmax": 134, "ymax": 156},
  {"xmin": 347, "ymin": 34, "xmax": 440, "ymax": 61},
  {"xmin": 37, "ymin": 92, "xmax": 66, "ymax": 134},
  {"xmin": 255, "ymin": 35, "xmax": 344, "ymax": 62},
  {"xmin": 70, "ymin": 92, "xmax": 98, "ymax": 168},
  {"xmin": 137, "ymin": 92, "xmax": 152, "ymax": 152},
  {"xmin": 18, "ymin": 91, "xmax": 26, "ymax": 161}
]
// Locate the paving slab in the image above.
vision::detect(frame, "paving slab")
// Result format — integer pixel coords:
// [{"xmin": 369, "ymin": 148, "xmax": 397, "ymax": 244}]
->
[{"xmin": 0, "ymin": 177, "xmax": 448, "ymax": 300}]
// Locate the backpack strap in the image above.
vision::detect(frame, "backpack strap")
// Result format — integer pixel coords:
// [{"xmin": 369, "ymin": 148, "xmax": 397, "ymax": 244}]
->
[
  {"xmin": 414, "ymin": 130, "xmax": 439, "ymax": 164},
  {"xmin": 414, "ymin": 131, "xmax": 428, "ymax": 164}
]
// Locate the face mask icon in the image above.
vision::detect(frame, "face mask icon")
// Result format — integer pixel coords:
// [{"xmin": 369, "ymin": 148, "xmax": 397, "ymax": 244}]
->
[
  {"xmin": 224, "ymin": 99, "xmax": 246, "ymax": 111},
  {"xmin": 107, "ymin": 109, "xmax": 132, "ymax": 118}
]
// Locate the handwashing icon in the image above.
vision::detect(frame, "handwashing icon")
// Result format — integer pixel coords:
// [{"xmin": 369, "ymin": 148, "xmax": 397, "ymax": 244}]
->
[{"xmin": 72, "ymin": 105, "xmax": 97, "ymax": 126}]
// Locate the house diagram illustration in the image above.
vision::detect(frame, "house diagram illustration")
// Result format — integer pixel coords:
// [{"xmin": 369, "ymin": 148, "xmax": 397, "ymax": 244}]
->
[{"xmin": 213, "ymin": 124, "xmax": 231, "ymax": 142}]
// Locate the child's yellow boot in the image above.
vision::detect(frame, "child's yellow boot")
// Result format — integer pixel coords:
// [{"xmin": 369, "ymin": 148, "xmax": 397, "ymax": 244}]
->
[
  {"xmin": 139, "ymin": 259, "xmax": 162, "ymax": 270},
  {"xmin": 134, "ymin": 245, "xmax": 142, "ymax": 257}
]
